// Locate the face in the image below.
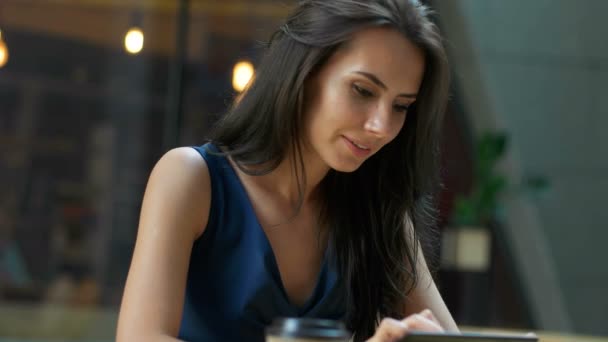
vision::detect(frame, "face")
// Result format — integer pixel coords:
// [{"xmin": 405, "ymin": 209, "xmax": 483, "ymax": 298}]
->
[{"xmin": 302, "ymin": 27, "xmax": 425, "ymax": 173}]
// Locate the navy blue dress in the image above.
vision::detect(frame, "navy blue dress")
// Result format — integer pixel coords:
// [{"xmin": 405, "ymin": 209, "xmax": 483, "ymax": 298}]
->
[{"xmin": 178, "ymin": 144, "xmax": 347, "ymax": 341}]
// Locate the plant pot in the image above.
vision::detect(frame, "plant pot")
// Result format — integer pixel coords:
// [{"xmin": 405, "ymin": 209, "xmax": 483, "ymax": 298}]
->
[{"xmin": 441, "ymin": 225, "xmax": 491, "ymax": 272}]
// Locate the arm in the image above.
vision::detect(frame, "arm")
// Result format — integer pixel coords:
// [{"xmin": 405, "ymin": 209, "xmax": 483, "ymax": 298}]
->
[
  {"xmin": 403, "ymin": 242, "xmax": 459, "ymax": 332},
  {"xmin": 400, "ymin": 213, "xmax": 458, "ymax": 332},
  {"xmin": 367, "ymin": 221, "xmax": 458, "ymax": 342},
  {"xmin": 368, "ymin": 251, "xmax": 457, "ymax": 342},
  {"xmin": 116, "ymin": 148, "xmax": 211, "ymax": 342}
]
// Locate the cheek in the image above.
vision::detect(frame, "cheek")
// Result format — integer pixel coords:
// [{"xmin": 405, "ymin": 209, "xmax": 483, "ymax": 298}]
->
[
  {"xmin": 388, "ymin": 116, "xmax": 407, "ymax": 141},
  {"xmin": 311, "ymin": 87, "xmax": 351, "ymax": 128}
]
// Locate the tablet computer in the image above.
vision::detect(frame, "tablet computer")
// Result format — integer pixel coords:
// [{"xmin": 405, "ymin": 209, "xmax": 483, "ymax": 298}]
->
[{"xmin": 400, "ymin": 331, "xmax": 538, "ymax": 342}]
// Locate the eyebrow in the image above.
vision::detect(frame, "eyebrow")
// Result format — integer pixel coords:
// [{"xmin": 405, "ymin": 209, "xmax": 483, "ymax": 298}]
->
[{"xmin": 353, "ymin": 71, "xmax": 417, "ymax": 99}]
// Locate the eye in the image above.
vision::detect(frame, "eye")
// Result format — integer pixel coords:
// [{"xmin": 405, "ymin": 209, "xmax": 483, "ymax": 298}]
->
[
  {"xmin": 353, "ymin": 84, "xmax": 374, "ymax": 98},
  {"xmin": 393, "ymin": 103, "xmax": 410, "ymax": 114}
]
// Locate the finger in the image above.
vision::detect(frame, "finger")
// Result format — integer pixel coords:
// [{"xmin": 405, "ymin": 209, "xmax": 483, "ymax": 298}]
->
[
  {"xmin": 403, "ymin": 315, "xmax": 443, "ymax": 332},
  {"xmin": 415, "ymin": 313, "xmax": 444, "ymax": 331},
  {"xmin": 420, "ymin": 309, "xmax": 440, "ymax": 325},
  {"xmin": 370, "ymin": 317, "xmax": 409, "ymax": 342},
  {"xmin": 402, "ymin": 313, "xmax": 444, "ymax": 332}
]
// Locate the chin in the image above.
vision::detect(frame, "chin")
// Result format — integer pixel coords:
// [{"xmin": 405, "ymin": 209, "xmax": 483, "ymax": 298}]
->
[
  {"xmin": 328, "ymin": 156, "xmax": 364, "ymax": 173},
  {"xmin": 315, "ymin": 143, "xmax": 367, "ymax": 173},
  {"xmin": 332, "ymin": 166, "xmax": 359, "ymax": 173}
]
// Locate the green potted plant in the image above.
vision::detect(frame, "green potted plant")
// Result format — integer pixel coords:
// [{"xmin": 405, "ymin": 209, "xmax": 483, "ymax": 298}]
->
[
  {"xmin": 452, "ymin": 132, "xmax": 509, "ymax": 229},
  {"xmin": 442, "ymin": 131, "xmax": 548, "ymax": 272}
]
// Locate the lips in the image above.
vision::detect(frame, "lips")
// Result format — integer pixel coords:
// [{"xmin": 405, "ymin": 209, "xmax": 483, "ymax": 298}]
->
[
  {"xmin": 344, "ymin": 136, "xmax": 371, "ymax": 150},
  {"xmin": 343, "ymin": 135, "xmax": 373, "ymax": 158}
]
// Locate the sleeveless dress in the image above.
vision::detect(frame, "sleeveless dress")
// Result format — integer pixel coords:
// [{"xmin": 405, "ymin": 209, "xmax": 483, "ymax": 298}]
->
[{"xmin": 178, "ymin": 143, "xmax": 347, "ymax": 341}]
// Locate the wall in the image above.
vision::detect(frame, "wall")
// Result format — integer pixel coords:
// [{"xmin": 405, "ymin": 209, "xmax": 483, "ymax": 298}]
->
[{"xmin": 435, "ymin": 0, "xmax": 608, "ymax": 335}]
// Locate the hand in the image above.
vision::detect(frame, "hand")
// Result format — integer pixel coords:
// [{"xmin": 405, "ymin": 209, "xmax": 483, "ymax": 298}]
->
[{"xmin": 366, "ymin": 309, "xmax": 444, "ymax": 342}]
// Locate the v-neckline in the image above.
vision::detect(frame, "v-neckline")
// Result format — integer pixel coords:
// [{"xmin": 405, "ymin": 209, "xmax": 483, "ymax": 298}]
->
[{"xmin": 216, "ymin": 145, "xmax": 329, "ymax": 313}]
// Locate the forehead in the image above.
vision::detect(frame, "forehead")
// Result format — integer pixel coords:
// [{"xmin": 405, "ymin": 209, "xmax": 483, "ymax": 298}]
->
[{"xmin": 325, "ymin": 27, "xmax": 426, "ymax": 92}]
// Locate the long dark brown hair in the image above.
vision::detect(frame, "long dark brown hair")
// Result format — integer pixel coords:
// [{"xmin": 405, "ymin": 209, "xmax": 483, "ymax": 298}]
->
[{"xmin": 208, "ymin": 0, "xmax": 449, "ymax": 340}]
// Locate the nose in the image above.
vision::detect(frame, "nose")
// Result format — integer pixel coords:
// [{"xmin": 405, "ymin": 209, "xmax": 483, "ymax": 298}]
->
[{"xmin": 363, "ymin": 104, "xmax": 394, "ymax": 138}]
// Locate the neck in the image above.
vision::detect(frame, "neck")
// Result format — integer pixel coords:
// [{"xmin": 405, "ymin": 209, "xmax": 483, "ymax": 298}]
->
[{"xmin": 258, "ymin": 142, "xmax": 329, "ymax": 208}]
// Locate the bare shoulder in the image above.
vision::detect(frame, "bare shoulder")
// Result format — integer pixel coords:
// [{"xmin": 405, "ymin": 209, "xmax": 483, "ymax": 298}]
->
[
  {"xmin": 116, "ymin": 147, "xmax": 211, "ymax": 339},
  {"xmin": 154, "ymin": 146, "xmax": 209, "ymax": 178},
  {"xmin": 145, "ymin": 147, "xmax": 211, "ymax": 239}
]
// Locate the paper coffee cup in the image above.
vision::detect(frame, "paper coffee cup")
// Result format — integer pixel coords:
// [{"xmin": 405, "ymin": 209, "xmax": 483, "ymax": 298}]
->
[{"xmin": 266, "ymin": 318, "xmax": 350, "ymax": 342}]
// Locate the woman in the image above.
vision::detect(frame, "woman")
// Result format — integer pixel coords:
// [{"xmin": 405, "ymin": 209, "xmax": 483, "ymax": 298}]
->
[{"xmin": 117, "ymin": 0, "xmax": 459, "ymax": 341}]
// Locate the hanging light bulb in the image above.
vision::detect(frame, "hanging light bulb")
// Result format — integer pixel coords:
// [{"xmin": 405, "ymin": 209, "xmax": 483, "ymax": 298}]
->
[
  {"xmin": 124, "ymin": 27, "xmax": 144, "ymax": 54},
  {"xmin": 0, "ymin": 29, "xmax": 9, "ymax": 68},
  {"xmin": 124, "ymin": 12, "xmax": 144, "ymax": 55},
  {"xmin": 232, "ymin": 60, "xmax": 255, "ymax": 92}
]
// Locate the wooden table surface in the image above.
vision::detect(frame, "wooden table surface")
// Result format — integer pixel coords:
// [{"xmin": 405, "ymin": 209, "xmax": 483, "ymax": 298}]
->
[
  {"xmin": 462, "ymin": 326, "xmax": 608, "ymax": 342},
  {"xmin": 0, "ymin": 304, "xmax": 606, "ymax": 341}
]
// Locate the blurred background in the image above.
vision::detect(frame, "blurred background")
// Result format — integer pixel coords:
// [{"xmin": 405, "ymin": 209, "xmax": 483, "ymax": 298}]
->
[{"xmin": 0, "ymin": 0, "xmax": 606, "ymax": 341}]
